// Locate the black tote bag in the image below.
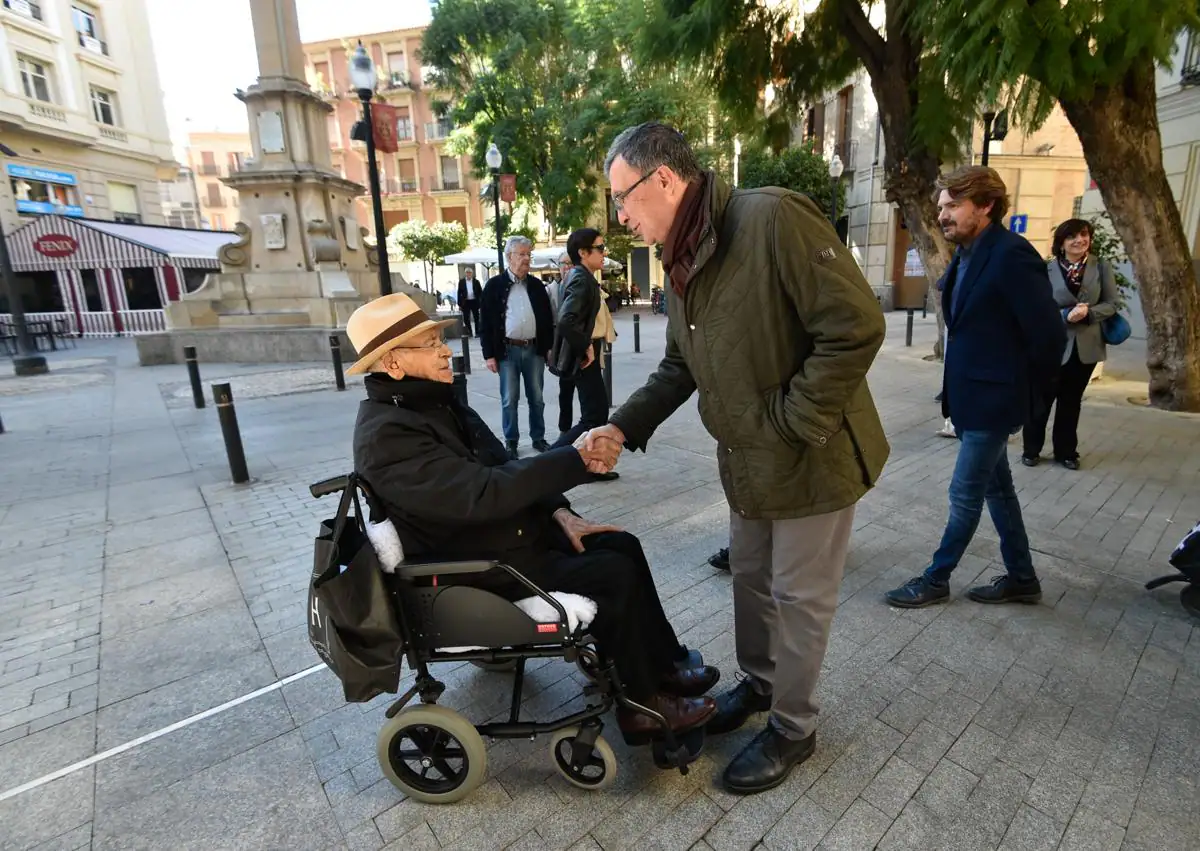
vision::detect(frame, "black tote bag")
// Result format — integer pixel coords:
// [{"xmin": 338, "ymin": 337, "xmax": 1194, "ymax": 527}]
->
[{"xmin": 308, "ymin": 474, "xmax": 405, "ymax": 703}]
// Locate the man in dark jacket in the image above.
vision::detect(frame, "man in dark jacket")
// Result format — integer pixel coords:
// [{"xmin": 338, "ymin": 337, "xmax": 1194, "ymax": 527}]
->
[
  {"xmin": 554, "ymin": 228, "xmax": 619, "ymax": 482},
  {"xmin": 885, "ymin": 166, "xmax": 1065, "ymax": 610},
  {"xmin": 584, "ymin": 123, "xmax": 891, "ymax": 794},
  {"xmin": 479, "ymin": 236, "xmax": 555, "ymax": 459},
  {"xmin": 344, "ymin": 293, "xmax": 719, "ymax": 742},
  {"xmin": 456, "ymin": 267, "xmax": 483, "ymax": 336}
]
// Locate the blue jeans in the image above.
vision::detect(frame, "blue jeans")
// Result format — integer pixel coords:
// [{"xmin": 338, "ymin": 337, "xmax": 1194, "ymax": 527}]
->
[
  {"xmin": 925, "ymin": 430, "xmax": 1036, "ymax": 584},
  {"xmin": 498, "ymin": 345, "xmax": 545, "ymax": 444}
]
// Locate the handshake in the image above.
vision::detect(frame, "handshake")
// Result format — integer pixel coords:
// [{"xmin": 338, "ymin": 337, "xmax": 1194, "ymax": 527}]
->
[{"xmin": 573, "ymin": 424, "xmax": 625, "ymax": 474}]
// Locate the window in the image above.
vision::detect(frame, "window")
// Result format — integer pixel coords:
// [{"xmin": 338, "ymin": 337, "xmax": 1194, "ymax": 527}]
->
[
  {"xmin": 440, "ymin": 156, "xmax": 460, "ymax": 190},
  {"xmin": 108, "ymin": 182, "xmax": 140, "ymax": 223},
  {"xmin": 90, "ymin": 87, "xmax": 117, "ymax": 125},
  {"xmin": 1072, "ymin": 196, "xmax": 1083, "ymax": 217},
  {"xmin": 227, "ymin": 152, "xmax": 245, "ymax": 173},
  {"xmin": 3, "ymin": 1, "xmax": 44, "ymax": 23},
  {"xmin": 383, "ymin": 209, "xmax": 409, "ymax": 231},
  {"xmin": 199, "ymin": 151, "xmax": 219, "ymax": 176},
  {"xmin": 441, "ymin": 206, "xmax": 467, "ymax": 228},
  {"xmin": 396, "ymin": 106, "xmax": 413, "ymax": 141},
  {"xmin": 1183, "ymin": 32, "xmax": 1200, "ymax": 86},
  {"xmin": 10, "ymin": 173, "xmax": 81, "ymax": 216},
  {"xmin": 398, "ymin": 158, "xmax": 417, "ymax": 192},
  {"xmin": 387, "ymin": 51, "xmax": 407, "ymax": 86},
  {"xmin": 836, "ymin": 86, "xmax": 853, "ymax": 165},
  {"xmin": 18, "ymin": 56, "xmax": 53, "ymax": 103},
  {"xmin": 205, "ymin": 183, "xmax": 223, "ymax": 207},
  {"xmin": 72, "ymin": 4, "xmax": 106, "ymax": 55},
  {"xmin": 313, "ymin": 61, "xmax": 332, "ymax": 94},
  {"xmin": 211, "ymin": 214, "xmax": 225, "ymax": 230}
]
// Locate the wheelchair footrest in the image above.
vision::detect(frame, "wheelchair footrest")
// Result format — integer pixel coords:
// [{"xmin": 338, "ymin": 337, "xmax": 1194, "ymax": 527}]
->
[{"xmin": 651, "ymin": 726, "xmax": 705, "ymax": 773}]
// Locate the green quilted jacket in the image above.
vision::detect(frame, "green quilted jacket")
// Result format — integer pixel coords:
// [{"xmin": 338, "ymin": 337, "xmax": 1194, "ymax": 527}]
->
[{"xmin": 610, "ymin": 175, "xmax": 890, "ymax": 520}]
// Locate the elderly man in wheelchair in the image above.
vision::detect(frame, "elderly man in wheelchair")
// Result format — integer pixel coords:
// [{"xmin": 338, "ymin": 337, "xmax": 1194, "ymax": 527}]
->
[{"xmin": 328, "ymin": 294, "xmax": 719, "ymax": 802}]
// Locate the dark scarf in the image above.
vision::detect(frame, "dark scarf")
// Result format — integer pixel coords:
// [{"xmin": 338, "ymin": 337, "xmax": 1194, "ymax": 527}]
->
[
  {"xmin": 1059, "ymin": 255, "xmax": 1087, "ymax": 297},
  {"xmin": 661, "ymin": 174, "xmax": 710, "ymax": 297}
]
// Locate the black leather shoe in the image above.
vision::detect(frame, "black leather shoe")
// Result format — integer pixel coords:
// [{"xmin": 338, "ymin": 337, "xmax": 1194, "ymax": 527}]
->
[
  {"xmin": 723, "ymin": 726, "xmax": 816, "ymax": 794},
  {"xmin": 884, "ymin": 575, "xmax": 950, "ymax": 609},
  {"xmin": 708, "ymin": 547, "xmax": 731, "ymax": 572},
  {"xmin": 660, "ymin": 664, "xmax": 720, "ymax": 698},
  {"xmin": 590, "ymin": 471, "xmax": 620, "ymax": 482},
  {"xmin": 1058, "ymin": 456, "xmax": 1081, "ymax": 470},
  {"xmin": 706, "ymin": 677, "xmax": 772, "ymax": 735},
  {"xmin": 506, "ymin": 442, "xmax": 519, "ymax": 460},
  {"xmin": 532, "ymin": 440, "xmax": 551, "ymax": 453},
  {"xmin": 674, "ymin": 645, "xmax": 703, "ymax": 672},
  {"xmin": 967, "ymin": 574, "xmax": 1042, "ymax": 604},
  {"xmin": 1020, "ymin": 455, "xmax": 1040, "ymax": 467}
]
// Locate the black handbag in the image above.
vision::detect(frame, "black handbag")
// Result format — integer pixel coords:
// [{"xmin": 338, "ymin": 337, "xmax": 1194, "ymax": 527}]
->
[{"xmin": 308, "ymin": 474, "xmax": 405, "ymax": 703}]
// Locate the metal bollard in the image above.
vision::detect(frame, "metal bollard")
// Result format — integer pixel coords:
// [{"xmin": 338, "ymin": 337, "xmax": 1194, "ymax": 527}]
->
[
  {"xmin": 451, "ymin": 355, "xmax": 468, "ymax": 407},
  {"xmin": 603, "ymin": 342, "xmax": 613, "ymax": 408},
  {"xmin": 460, "ymin": 332, "xmax": 472, "ymax": 374},
  {"xmin": 905, "ymin": 309, "xmax": 915, "ymax": 347},
  {"xmin": 184, "ymin": 345, "xmax": 205, "ymax": 409},
  {"xmin": 329, "ymin": 335, "xmax": 346, "ymax": 391},
  {"xmin": 212, "ymin": 383, "xmax": 249, "ymax": 484},
  {"xmin": 633, "ymin": 313, "xmax": 641, "ymax": 353},
  {"xmin": 0, "ymin": 411, "xmax": 4, "ymax": 434}
]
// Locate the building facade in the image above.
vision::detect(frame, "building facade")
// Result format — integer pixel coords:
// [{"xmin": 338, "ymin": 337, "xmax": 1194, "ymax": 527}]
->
[
  {"xmin": 0, "ymin": 0, "xmax": 176, "ymax": 234},
  {"xmin": 184, "ymin": 131, "xmax": 252, "ymax": 231},
  {"xmin": 301, "ymin": 27, "xmax": 487, "ymax": 240},
  {"xmin": 158, "ymin": 165, "xmax": 202, "ymax": 229}
]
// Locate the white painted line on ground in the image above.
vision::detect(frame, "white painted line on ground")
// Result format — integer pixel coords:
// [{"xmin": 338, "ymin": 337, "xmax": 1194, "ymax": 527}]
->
[{"xmin": 0, "ymin": 662, "xmax": 327, "ymax": 803}]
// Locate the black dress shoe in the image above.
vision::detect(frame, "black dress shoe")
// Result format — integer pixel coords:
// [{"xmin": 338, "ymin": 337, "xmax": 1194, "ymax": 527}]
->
[
  {"xmin": 967, "ymin": 574, "xmax": 1042, "ymax": 604},
  {"xmin": 674, "ymin": 646, "xmax": 703, "ymax": 671},
  {"xmin": 532, "ymin": 440, "xmax": 551, "ymax": 453},
  {"xmin": 708, "ymin": 547, "xmax": 731, "ymax": 572},
  {"xmin": 723, "ymin": 725, "xmax": 816, "ymax": 794},
  {"xmin": 1020, "ymin": 455, "xmax": 1040, "ymax": 467},
  {"xmin": 1058, "ymin": 456, "xmax": 1081, "ymax": 470},
  {"xmin": 590, "ymin": 471, "xmax": 620, "ymax": 482},
  {"xmin": 506, "ymin": 442, "xmax": 519, "ymax": 460},
  {"xmin": 884, "ymin": 575, "xmax": 950, "ymax": 609},
  {"xmin": 706, "ymin": 676, "xmax": 772, "ymax": 735}
]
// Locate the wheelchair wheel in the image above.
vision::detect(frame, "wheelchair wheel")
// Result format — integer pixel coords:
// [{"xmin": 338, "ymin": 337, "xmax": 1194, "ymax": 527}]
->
[
  {"xmin": 377, "ymin": 704, "xmax": 487, "ymax": 804},
  {"xmin": 470, "ymin": 660, "xmax": 518, "ymax": 673},
  {"xmin": 548, "ymin": 726, "xmax": 617, "ymax": 791}
]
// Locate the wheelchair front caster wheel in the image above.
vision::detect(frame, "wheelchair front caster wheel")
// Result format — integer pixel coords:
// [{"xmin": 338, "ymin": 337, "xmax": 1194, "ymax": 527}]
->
[
  {"xmin": 471, "ymin": 660, "xmax": 518, "ymax": 673},
  {"xmin": 548, "ymin": 726, "xmax": 617, "ymax": 791},
  {"xmin": 377, "ymin": 704, "xmax": 487, "ymax": 804}
]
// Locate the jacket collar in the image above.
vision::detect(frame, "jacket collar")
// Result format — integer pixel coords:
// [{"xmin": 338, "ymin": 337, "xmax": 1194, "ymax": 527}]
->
[
  {"xmin": 945, "ymin": 223, "xmax": 1002, "ymax": 327},
  {"xmin": 690, "ymin": 171, "xmax": 731, "ymax": 278},
  {"xmin": 364, "ymin": 374, "xmax": 454, "ymax": 408}
]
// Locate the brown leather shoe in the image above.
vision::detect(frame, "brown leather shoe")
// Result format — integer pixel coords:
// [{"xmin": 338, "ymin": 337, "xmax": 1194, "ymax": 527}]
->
[
  {"xmin": 617, "ymin": 693, "xmax": 717, "ymax": 745},
  {"xmin": 660, "ymin": 664, "xmax": 720, "ymax": 698}
]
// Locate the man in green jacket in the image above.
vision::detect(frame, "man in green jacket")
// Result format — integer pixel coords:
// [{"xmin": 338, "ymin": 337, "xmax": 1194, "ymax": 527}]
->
[{"xmin": 585, "ymin": 122, "xmax": 890, "ymax": 794}]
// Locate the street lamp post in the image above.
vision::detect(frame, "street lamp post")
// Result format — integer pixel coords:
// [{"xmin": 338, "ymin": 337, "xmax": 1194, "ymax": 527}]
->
[
  {"xmin": 980, "ymin": 107, "xmax": 1008, "ymax": 168},
  {"xmin": 349, "ymin": 42, "xmax": 392, "ymax": 297},
  {"xmin": 485, "ymin": 143, "xmax": 504, "ymax": 272},
  {"xmin": 981, "ymin": 110, "xmax": 995, "ymax": 167},
  {"xmin": 0, "ymin": 142, "xmax": 48, "ymax": 376},
  {"xmin": 828, "ymin": 153, "xmax": 844, "ymax": 242}
]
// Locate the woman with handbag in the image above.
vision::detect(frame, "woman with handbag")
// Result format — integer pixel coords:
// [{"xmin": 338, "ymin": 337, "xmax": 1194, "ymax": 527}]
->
[{"xmin": 1021, "ymin": 218, "xmax": 1119, "ymax": 470}]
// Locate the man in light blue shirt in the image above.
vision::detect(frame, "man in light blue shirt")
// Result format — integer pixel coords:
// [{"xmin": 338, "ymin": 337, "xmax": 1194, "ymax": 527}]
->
[{"xmin": 479, "ymin": 236, "xmax": 555, "ymax": 459}]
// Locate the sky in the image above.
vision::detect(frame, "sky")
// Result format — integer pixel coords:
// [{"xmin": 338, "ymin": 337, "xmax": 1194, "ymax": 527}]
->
[{"xmin": 147, "ymin": 0, "xmax": 434, "ymax": 156}]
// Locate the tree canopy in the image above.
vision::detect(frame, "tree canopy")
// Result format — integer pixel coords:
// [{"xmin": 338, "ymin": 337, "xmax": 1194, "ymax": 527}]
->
[
  {"xmin": 390, "ymin": 220, "xmax": 468, "ymax": 291},
  {"xmin": 738, "ymin": 143, "xmax": 845, "ymax": 215}
]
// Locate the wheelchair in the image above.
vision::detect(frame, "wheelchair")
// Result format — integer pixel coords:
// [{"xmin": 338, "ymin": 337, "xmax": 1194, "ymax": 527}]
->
[{"xmin": 309, "ymin": 475, "xmax": 705, "ymax": 804}]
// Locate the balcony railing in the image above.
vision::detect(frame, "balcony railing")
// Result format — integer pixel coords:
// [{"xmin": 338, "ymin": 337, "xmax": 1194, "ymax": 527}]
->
[
  {"xmin": 313, "ymin": 85, "xmax": 339, "ymax": 101},
  {"xmin": 98, "ymin": 126, "xmax": 127, "ymax": 143},
  {"xmin": 202, "ymin": 196, "xmax": 228, "ymax": 208},
  {"xmin": 426, "ymin": 177, "xmax": 462, "ymax": 193},
  {"xmin": 397, "ymin": 122, "xmax": 415, "ymax": 143},
  {"xmin": 78, "ymin": 33, "xmax": 109, "ymax": 56},
  {"xmin": 381, "ymin": 179, "xmax": 420, "ymax": 195},
  {"xmin": 4, "ymin": 0, "xmax": 43, "ymax": 22},
  {"xmin": 28, "ymin": 102, "xmax": 66, "ymax": 122},
  {"xmin": 424, "ymin": 121, "xmax": 454, "ymax": 141},
  {"xmin": 386, "ymin": 71, "xmax": 411, "ymax": 89},
  {"xmin": 198, "ymin": 164, "xmax": 221, "ymax": 176},
  {"xmin": 834, "ymin": 138, "xmax": 859, "ymax": 171}
]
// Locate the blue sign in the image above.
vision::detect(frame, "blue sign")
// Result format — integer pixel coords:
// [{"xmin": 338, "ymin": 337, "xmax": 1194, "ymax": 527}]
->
[
  {"xmin": 15, "ymin": 199, "xmax": 85, "ymax": 217},
  {"xmin": 6, "ymin": 163, "xmax": 78, "ymax": 185},
  {"xmin": 1009, "ymin": 214, "xmax": 1028, "ymax": 234}
]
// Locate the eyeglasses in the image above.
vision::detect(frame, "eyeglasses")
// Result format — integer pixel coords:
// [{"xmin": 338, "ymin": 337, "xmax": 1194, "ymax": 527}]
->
[
  {"xmin": 586, "ymin": 243, "xmax": 607, "ymax": 253},
  {"xmin": 611, "ymin": 170, "xmax": 656, "ymax": 211}
]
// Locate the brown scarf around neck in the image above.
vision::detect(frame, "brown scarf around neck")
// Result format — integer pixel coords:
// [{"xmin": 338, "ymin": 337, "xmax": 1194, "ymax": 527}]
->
[{"xmin": 661, "ymin": 174, "xmax": 709, "ymax": 297}]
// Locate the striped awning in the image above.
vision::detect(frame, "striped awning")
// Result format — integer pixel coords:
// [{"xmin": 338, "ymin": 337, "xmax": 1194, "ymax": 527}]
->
[{"xmin": 4, "ymin": 215, "xmax": 238, "ymax": 272}]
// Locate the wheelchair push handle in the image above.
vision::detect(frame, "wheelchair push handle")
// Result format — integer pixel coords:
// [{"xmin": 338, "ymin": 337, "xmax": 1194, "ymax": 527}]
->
[{"xmin": 309, "ymin": 474, "xmax": 350, "ymax": 499}]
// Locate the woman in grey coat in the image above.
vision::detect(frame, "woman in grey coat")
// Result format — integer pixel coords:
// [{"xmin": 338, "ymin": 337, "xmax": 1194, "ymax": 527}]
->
[{"xmin": 1021, "ymin": 218, "xmax": 1118, "ymax": 470}]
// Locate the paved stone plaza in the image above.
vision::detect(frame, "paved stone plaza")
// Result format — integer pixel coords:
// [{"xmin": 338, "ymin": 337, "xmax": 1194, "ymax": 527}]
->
[{"xmin": 0, "ymin": 310, "xmax": 1197, "ymax": 851}]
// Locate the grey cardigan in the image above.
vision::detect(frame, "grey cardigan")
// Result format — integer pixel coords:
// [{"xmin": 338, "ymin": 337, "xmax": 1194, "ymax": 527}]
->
[{"xmin": 1046, "ymin": 256, "xmax": 1118, "ymax": 365}]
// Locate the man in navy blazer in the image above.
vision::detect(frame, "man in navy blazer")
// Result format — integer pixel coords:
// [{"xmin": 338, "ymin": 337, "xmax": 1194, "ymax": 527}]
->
[{"xmin": 886, "ymin": 166, "xmax": 1065, "ymax": 608}]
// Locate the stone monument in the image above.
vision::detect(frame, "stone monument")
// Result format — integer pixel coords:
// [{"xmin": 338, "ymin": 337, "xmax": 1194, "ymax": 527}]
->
[{"xmin": 137, "ymin": 0, "xmax": 430, "ymax": 365}]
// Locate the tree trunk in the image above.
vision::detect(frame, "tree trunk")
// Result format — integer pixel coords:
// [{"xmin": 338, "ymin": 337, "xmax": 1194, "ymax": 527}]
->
[{"xmin": 1060, "ymin": 58, "xmax": 1200, "ymax": 411}]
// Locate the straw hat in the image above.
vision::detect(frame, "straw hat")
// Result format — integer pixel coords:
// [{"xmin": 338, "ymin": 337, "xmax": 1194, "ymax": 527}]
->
[{"xmin": 345, "ymin": 293, "xmax": 457, "ymax": 375}]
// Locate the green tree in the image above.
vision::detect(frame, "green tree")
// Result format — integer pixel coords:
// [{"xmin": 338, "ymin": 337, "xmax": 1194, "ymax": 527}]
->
[
  {"xmin": 739, "ymin": 144, "xmax": 846, "ymax": 216},
  {"xmin": 919, "ymin": 1, "xmax": 1200, "ymax": 409},
  {"xmin": 640, "ymin": 0, "xmax": 982, "ymax": 356},
  {"xmin": 390, "ymin": 220, "xmax": 468, "ymax": 292}
]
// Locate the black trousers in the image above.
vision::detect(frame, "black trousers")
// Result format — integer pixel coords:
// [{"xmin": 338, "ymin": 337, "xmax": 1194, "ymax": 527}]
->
[
  {"xmin": 461, "ymin": 302, "xmax": 480, "ymax": 336},
  {"xmin": 557, "ymin": 340, "xmax": 607, "ymax": 435},
  {"xmin": 1023, "ymin": 347, "xmax": 1096, "ymax": 461},
  {"xmin": 495, "ymin": 531, "xmax": 681, "ymax": 700}
]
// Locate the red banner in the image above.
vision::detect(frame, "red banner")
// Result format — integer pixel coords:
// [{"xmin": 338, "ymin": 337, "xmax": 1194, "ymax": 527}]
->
[
  {"xmin": 499, "ymin": 173, "xmax": 517, "ymax": 204},
  {"xmin": 371, "ymin": 103, "xmax": 399, "ymax": 153}
]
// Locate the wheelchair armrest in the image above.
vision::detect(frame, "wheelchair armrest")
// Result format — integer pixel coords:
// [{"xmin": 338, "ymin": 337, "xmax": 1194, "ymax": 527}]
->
[
  {"xmin": 310, "ymin": 474, "xmax": 350, "ymax": 499},
  {"xmin": 397, "ymin": 560, "xmax": 499, "ymax": 578}
]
